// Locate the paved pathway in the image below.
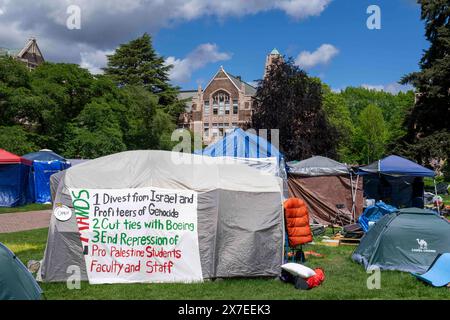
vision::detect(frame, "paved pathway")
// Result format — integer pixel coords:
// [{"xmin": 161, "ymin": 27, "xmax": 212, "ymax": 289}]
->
[{"xmin": 0, "ymin": 210, "xmax": 51, "ymax": 233}]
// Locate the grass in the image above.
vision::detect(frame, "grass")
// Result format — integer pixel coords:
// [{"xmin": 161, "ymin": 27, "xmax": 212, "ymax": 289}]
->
[
  {"xmin": 0, "ymin": 203, "xmax": 52, "ymax": 214},
  {"xmin": 0, "ymin": 228, "xmax": 448, "ymax": 300},
  {"xmin": 443, "ymin": 194, "xmax": 450, "ymax": 206}
]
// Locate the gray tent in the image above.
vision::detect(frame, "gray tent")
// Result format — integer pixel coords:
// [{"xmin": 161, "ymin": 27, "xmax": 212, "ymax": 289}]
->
[
  {"xmin": 39, "ymin": 150, "xmax": 284, "ymax": 282},
  {"xmin": 287, "ymin": 156, "xmax": 363, "ymax": 225},
  {"xmin": 352, "ymin": 208, "xmax": 450, "ymax": 273},
  {"xmin": 287, "ymin": 156, "xmax": 350, "ymax": 176}
]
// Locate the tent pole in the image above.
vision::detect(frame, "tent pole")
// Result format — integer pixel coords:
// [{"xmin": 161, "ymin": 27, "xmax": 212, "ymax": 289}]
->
[
  {"xmin": 350, "ymin": 173, "xmax": 356, "ymax": 223},
  {"xmin": 354, "ymin": 174, "xmax": 359, "ymax": 222},
  {"xmin": 434, "ymin": 178, "xmax": 440, "ymax": 215}
]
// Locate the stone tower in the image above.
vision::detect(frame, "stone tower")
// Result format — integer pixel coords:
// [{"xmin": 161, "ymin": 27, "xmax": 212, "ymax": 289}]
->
[{"xmin": 264, "ymin": 48, "xmax": 282, "ymax": 78}]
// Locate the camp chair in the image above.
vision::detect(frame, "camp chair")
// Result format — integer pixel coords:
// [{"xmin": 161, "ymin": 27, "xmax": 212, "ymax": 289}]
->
[
  {"xmin": 330, "ymin": 204, "xmax": 348, "ymax": 233},
  {"xmin": 283, "ymin": 198, "xmax": 313, "ymax": 263}
]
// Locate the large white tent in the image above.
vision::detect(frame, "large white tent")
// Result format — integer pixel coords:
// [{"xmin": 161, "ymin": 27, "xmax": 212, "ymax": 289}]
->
[{"xmin": 39, "ymin": 150, "xmax": 284, "ymax": 283}]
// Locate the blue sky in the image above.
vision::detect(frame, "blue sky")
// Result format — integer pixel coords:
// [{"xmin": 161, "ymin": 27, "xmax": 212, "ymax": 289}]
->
[
  {"xmin": 0, "ymin": 0, "xmax": 427, "ymax": 93},
  {"xmin": 153, "ymin": 0, "xmax": 426, "ymax": 92}
]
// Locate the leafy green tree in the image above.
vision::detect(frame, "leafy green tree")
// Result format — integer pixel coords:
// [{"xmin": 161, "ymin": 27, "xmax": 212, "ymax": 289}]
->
[
  {"xmin": 118, "ymin": 85, "xmax": 159, "ymax": 150},
  {"xmin": 64, "ymin": 99, "xmax": 126, "ymax": 158},
  {"xmin": 29, "ymin": 63, "xmax": 95, "ymax": 151},
  {"xmin": 104, "ymin": 33, "xmax": 184, "ymax": 118},
  {"xmin": 321, "ymin": 84, "xmax": 355, "ymax": 162},
  {"xmin": 0, "ymin": 126, "xmax": 38, "ymax": 155},
  {"xmin": 0, "ymin": 57, "xmax": 33, "ymax": 125},
  {"xmin": 355, "ymin": 104, "xmax": 389, "ymax": 164},
  {"xmin": 251, "ymin": 58, "xmax": 337, "ymax": 161}
]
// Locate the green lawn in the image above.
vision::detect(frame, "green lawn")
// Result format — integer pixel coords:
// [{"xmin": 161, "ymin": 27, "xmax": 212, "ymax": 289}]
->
[
  {"xmin": 0, "ymin": 203, "xmax": 52, "ymax": 214},
  {"xmin": 0, "ymin": 228, "xmax": 448, "ymax": 300},
  {"xmin": 443, "ymin": 194, "xmax": 450, "ymax": 206}
]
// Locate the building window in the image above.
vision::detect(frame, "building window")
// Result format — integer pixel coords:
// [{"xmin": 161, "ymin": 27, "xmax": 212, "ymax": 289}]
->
[
  {"xmin": 204, "ymin": 101, "xmax": 210, "ymax": 115},
  {"xmin": 213, "ymin": 91, "xmax": 230, "ymax": 116},
  {"xmin": 233, "ymin": 100, "xmax": 238, "ymax": 114},
  {"xmin": 212, "ymin": 99, "xmax": 218, "ymax": 115},
  {"xmin": 225, "ymin": 100, "xmax": 230, "ymax": 115}
]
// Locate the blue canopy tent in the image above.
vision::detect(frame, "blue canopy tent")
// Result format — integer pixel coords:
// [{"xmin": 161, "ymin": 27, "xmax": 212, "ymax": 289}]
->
[
  {"xmin": 23, "ymin": 149, "xmax": 71, "ymax": 204},
  {"xmin": 358, "ymin": 155, "xmax": 436, "ymax": 209},
  {"xmin": 0, "ymin": 149, "xmax": 34, "ymax": 207},
  {"xmin": 195, "ymin": 128, "xmax": 286, "ymax": 177}
]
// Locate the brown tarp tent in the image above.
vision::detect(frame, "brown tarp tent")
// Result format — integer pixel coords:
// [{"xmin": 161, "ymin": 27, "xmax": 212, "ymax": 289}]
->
[{"xmin": 287, "ymin": 156, "xmax": 363, "ymax": 226}]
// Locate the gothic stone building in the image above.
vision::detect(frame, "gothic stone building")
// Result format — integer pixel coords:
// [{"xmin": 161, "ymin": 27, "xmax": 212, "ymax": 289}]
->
[
  {"xmin": 0, "ymin": 38, "xmax": 45, "ymax": 70},
  {"xmin": 179, "ymin": 49, "xmax": 281, "ymax": 145}
]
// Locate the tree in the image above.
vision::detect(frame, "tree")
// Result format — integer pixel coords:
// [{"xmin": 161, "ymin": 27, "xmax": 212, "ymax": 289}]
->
[
  {"xmin": 355, "ymin": 104, "xmax": 389, "ymax": 164},
  {"xmin": 251, "ymin": 58, "xmax": 337, "ymax": 161},
  {"xmin": 399, "ymin": 0, "xmax": 450, "ymax": 165},
  {"xmin": 0, "ymin": 57, "xmax": 33, "ymax": 125},
  {"xmin": 64, "ymin": 99, "xmax": 126, "ymax": 158},
  {"xmin": 0, "ymin": 55, "xmax": 182, "ymax": 159},
  {"xmin": 103, "ymin": 33, "xmax": 184, "ymax": 118},
  {"xmin": 321, "ymin": 84, "xmax": 354, "ymax": 162},
  {"xmin": 0, "ymin": 126, "xmax": 38, "ymax": 155},
  {"xmin": 29, "ymin": 63, "xmax": 95, "ymax": 151}
]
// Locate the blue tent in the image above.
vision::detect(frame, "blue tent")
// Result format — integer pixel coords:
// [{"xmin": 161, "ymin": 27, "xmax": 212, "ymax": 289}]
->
[
  {"xmin": 196, "ymin": 128, "xmax": 284, "ymax": 161},
  {"xmin": 358, "ymin": 155, "xmax": 435, "ymax": 177},
  {"xmin": 358, "ymin": 155, "xmax": 435, "ymax": 209},
  {"xmin": 195, "ymin": 128, "xmax": 286, "ymax": 180},
  {"xmin": 23, "ymin": 150, "xmax": 70, "ymax": 204},
  {"xmin": 0, "ymin": 149, "xmax": 34, "ymax": 207},
  {"xmin": 23, "ymin": 149, "xmax": 66, "ymax": 162}
]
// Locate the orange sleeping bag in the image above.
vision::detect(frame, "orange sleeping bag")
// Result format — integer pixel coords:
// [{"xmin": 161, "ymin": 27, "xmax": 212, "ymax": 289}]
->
[{"xmin": 283, "ymin": 198, "xmax": 313, "ymax": 247}]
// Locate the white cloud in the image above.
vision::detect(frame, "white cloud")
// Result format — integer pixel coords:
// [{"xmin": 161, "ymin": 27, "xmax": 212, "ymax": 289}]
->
[
  {"xmin": 166, "ymin": 43, "xmax": 231, "ymax": 83},
  {"xmin": 0, "ymin": 0, "xmax": 332, "ymax": 68},
  {"xmin": 80, "ymin": 48, "xmax": 113, "ymax": 74},
  {"xmin": 361, "ymin": 83, "xmax": 413, "ymax": 94},
  {"xmin": 275, "ymin": 0, "xmax": 332, "ymax": 19},
  {"xmin": 295, "ymin": 44, "xmax": 339, "ymax": 69}
]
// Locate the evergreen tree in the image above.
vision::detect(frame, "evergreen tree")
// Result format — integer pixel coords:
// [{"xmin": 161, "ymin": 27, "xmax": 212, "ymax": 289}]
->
[
  {"xmin": 104, "ymin": 33, "xmax": 184, "ymax": 118},
  {"xmin": 399, "ymin": 0, "xmax": 450, "ymax": 166}
]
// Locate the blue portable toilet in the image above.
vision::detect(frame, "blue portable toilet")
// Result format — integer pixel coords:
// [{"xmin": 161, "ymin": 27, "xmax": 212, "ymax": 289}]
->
[
  {"xmin": 0, "ymin": 149, "xmax": 34, "ymax": 207},
  {"xmin": 23, "ymin": 149, "xmax": 71, "ymax": 204}
]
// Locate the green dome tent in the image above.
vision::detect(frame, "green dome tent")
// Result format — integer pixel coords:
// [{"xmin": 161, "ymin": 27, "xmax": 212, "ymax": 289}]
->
[
  {"xmin": 0, "ymin": 242, "xmax": 42, "ymax": 300},
  {"xmin": 352, "ymin": 208, "xmax": 450, "ymax": 273}
]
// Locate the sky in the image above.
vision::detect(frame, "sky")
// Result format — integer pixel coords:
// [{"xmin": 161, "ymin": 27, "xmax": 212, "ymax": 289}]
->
[{"xmin": 0, "ymin": 0, "xmax": 427, "ymax": 93}]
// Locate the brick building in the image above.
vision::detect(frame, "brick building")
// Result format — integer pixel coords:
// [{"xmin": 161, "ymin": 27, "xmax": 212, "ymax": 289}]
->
[{"xmin": 179, "ymin": 49, "xmax": 281, "ymax": 145}]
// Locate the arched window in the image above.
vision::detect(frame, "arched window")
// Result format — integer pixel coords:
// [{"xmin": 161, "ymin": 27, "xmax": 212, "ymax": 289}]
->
[{"xmin": 212, "ymin": 91, "xmax": 230, "ymax": 115}]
